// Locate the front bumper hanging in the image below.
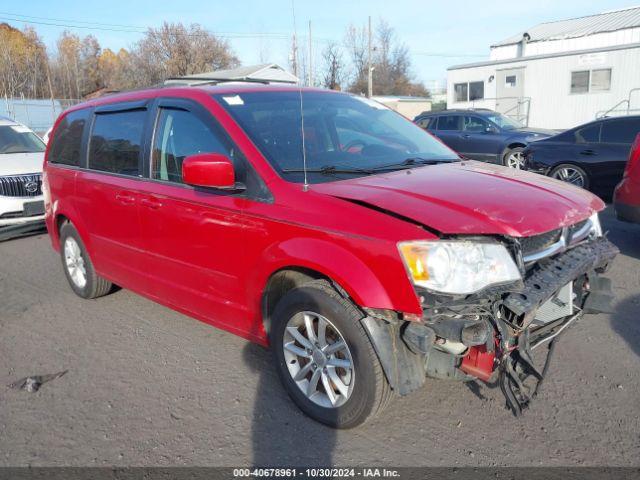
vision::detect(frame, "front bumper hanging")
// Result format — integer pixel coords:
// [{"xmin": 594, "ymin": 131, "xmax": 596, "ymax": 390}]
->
[{"xmin": 496, "ymin": 237, "xmax": 618, "ymax": 415}]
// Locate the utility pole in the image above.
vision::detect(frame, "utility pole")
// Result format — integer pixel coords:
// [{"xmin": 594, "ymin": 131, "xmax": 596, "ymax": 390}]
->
[
  {"xmin": 308, "ymin": 21, "xmax": 313, "ymax": 87},
  {"xmin": 367, "ymin": 15, "xmax": 373, "ymax": 98}
]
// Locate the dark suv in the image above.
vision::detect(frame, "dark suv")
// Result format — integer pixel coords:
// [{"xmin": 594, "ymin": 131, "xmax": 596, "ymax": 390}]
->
[{"xmin": 414, "ymin": 109, "xmax": 554, "ymax": 167}]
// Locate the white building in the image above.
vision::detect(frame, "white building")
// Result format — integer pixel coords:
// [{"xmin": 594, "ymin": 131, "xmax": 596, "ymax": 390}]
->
[{"xmin": 447, "ymin": 7, "xmax": 640, "ymax": 129}]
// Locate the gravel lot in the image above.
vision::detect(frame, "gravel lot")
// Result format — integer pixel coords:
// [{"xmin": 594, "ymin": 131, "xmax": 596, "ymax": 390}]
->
[{"xmin": 1, "ymin": 206, "xmax": 639, "ymax": 467}]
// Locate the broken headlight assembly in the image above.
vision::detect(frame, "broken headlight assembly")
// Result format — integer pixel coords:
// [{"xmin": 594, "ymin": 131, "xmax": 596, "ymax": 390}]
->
[{"xmin": 398, "ymin": 240, "xmax": 521, "ymax": 295}]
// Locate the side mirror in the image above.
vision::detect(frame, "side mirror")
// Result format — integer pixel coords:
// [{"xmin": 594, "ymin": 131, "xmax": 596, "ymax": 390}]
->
[
  {"xmin": 485, "ymin": 126, "xmax": 498, "ymax": 134},
  {"xmin": 182, "ymin": 153, "xmax": 238, "ymax": 190}
]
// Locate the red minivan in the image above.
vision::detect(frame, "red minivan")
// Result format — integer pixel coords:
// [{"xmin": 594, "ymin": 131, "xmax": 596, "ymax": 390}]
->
[
  {"xmin": 43, "ymin": 85, "xmax": 618, "ymax": 428},
  {"xmin": 614, "ymin": 132, "xmax": 640, "ymax": 224}
]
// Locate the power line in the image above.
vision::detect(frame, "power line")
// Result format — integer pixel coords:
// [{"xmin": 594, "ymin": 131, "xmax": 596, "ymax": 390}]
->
[{"xmin": 0, "ymin": 11, "xmax": 485, "ymax": 58}]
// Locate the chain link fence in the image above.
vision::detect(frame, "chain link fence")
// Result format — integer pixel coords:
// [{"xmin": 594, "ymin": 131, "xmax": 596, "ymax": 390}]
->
[{"xmin": 1, "ymin": 96, "xmax": 82, "ymax": 135}]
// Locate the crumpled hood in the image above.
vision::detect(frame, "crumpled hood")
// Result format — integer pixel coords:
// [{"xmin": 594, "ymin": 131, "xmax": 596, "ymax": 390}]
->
[
  {"xmin": 313, "ymin": 161, "xmax": 604, "ymax": 237},
  {"xmin": 0, "ymin": 152, "xmax": 44, "ymax": 176}
]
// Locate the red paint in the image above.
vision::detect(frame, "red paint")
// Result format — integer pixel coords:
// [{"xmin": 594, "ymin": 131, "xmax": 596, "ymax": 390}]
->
[
  {"xmin": 460, "ymin": 345, "xmax": 496, "ymax": 382},
  {"xmin": 614, "ymin": 133, "xmax": 640, "ymax": 222},
  {"xmin": 182, "ymin": 153, "xmax": 235, "ymax": 188},
  {"xmin": 43, "ymin": 85, "xmax": 606, "ymax": 347}
]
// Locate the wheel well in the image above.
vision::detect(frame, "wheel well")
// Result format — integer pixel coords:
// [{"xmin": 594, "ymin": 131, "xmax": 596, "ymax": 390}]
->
[
  {"xmin": 56, "ymin": 214, "xmax": 70, "ymax": 234},
  {"xmin": 262, "ymin": 267, "xmax": 328, "ymax": 336},
  {"xmin": 506, "ymin": 142, "xmax": 526, "ymax": 151}
]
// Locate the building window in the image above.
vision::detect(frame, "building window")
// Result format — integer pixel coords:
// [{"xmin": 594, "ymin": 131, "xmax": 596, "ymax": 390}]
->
[
  {"xmin": 571, "ymin": 71, "xmax": 590, "ymax": 94},
  {"xmin": 571, "ymin": 69, "xmax": 611, "ymax": 94},
  {"xmin": 591, "ymin": 69, "xmax": 612, "ymax": 92},
  {"xmin": 454, "ymin": 83, "xmax": 468, "ymax": 102},
  {"xmin": 454, "ymin": 81, "xmax": 484, "ymax": 102},
  {"xmin": 469, "ymin": 81, "xmax": 484, "ymax": 100},
  {"xmin": 505, "ymin": 75, "xmax": 517, "ymax": 88}
]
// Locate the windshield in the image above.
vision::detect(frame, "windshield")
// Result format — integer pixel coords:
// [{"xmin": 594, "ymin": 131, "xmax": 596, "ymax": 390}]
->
[
  {"xmin": 214, "ymin": 91, "xmax": 459, "ymax": 183},
  {"xmin": 0, "ymin": 125, "xmax": 46, "ymax": 154},
  {"xmin": 486, "ymin": 113, "xmax": 523, "ymax": 130}
]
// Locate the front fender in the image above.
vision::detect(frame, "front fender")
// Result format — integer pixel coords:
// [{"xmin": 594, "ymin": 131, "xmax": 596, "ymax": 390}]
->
[{"xmin": 256, "ymin": 237, "xmax": 393, "ymax": 307}]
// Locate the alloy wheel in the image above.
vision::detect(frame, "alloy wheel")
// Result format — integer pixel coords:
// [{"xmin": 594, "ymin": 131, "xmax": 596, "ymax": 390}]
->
[
  {"xmin": 282, "ymin": 311, "xmax": 354, "ymax": 408},
  {"xmin": 64, "ymin": 237, "xmax": 87, "ymax": 289},
  {"xmin": 551, "ymin": 167, "xmax": 586, "ymax": 188},
  {"xmin": 506, "ymin": 151, "xmax": 525, "ymax": 169}
]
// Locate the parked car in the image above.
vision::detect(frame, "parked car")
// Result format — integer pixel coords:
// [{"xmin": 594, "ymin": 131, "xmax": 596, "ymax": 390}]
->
[
  {"xmin": 523, "ymin": 115, "xmax": 640, "ymax": 198},
  {"xmin": 44, "ymin": 86, "xmax": 617, "ymax": 428},
  {"xmin": 0, "ymin": 116, "xmax": 46, "ymax": 235},
  {"xmin": 414, "ymin": 109, "xmax": 554, "ymax": 166},
  {"xmin": 614, "ymin": 132, "xmax": 640, "ymax": 224}
]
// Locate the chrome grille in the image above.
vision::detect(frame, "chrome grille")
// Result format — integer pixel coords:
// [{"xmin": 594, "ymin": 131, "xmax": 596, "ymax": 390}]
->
[
  {"xmin": 520, "ymin": 229, "xmax": 562, "ymax": 257},
  {"xmin": 521, "ymin": 218, "xmax": 595, "ymax": 264},
  {"xmin": 0, "ymin": 174, "xmax": 42, "ymax": 197}
]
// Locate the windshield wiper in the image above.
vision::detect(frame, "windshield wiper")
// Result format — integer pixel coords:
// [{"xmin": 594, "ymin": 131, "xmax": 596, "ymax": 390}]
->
[
  {"xmin": 370, "ymin": 157, "xmax": 460, "ymax": 171},
  {"xmin": 282, "ymin": 165, "xmax": 375, "ymax": 175}
]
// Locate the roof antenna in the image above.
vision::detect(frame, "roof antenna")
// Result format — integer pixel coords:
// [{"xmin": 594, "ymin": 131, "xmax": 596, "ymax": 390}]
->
[{"xmin": 291, "ymin": 0, "xmax": 309, "ymax": 191}]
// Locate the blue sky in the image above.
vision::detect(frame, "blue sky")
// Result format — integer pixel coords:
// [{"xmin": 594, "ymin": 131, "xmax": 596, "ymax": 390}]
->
[{"xmin": 1, "ymin": 0, "xmax": 637, "ymax": 88}]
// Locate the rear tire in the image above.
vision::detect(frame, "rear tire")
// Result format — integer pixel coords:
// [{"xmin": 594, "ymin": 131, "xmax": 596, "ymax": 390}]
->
[
  {"xmin": 59, "ymin": 222, "xmax": 112, "ymax": 299},
  {"xmin": 549, "ymin": 163, "xmax": 590, "ymax": 189},
  {"xmin": 270, "ymin": 280, "xmax": 392, "ymax": 428}
]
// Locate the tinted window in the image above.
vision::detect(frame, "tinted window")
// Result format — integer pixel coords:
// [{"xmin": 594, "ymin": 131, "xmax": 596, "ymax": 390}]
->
[
  {"xmin": 152, "ymin": 108, "xmax": 232, "ymax": 183},
  {"xmin": 415, "ymin": 117, "xmax": 432, "ymax": 129},
  {"xmin": 574, "ymin": 123, "xmax": 601, "ymax": 144},
  {"xmin": 89, "ymin": 109, "xmax": 146, "ymax": 176},
  {"xmin": 601, "ymin": 118, "xmax": 640, "ymax": 144},
  {"xmin": 0, "ymin": 125, "xmax": 45, "ymax": 155},
  {"xmin": 463, "ymin": 116, "xmax": 488, "ymax": 133},
  {"xmin": 438, "ymin": 115, "xmax": 461, "ymax": 131},
  {"xmin": 49, "ymin": 109, "xmax": 89, "ymax": 166},
  {"xmin": 571, "ymin": 71, "xmax": 589, "ymax": 94},
  {"xmin": 469, "ymin": 81, "xmax": 484, "ymax": 101}
]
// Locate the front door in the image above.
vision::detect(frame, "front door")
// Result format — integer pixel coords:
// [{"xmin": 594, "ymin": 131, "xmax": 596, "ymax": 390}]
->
[
  {"xmin": 496, "ymin": 67, "xmax": 526, "ymax": 123},
  {"xmin": 137, "ymin": 99, "xmax": 250, "ymax": 330},
  {"xmin": 74, "ymin": 105, "xmax": 150, "ymax": 287},
  {"xmin": 459, "ymin": 115, "xmax": 500, "ymax": 162}
]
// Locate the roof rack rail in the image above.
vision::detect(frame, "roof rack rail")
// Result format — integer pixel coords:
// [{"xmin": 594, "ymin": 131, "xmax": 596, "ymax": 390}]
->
[{"xmin": 163, "ymin": 76, "xmax": 291, "ymax": 87}]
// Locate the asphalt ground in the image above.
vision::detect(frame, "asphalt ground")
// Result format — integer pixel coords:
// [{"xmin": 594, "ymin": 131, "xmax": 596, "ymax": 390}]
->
[{"xmin": 0, "ymin": 206, "xmax": 639, "ymax": 467}]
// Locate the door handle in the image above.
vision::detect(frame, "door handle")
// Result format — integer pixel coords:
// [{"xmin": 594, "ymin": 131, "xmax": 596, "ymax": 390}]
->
[
  {"xmin": 461, "ymin": 134, "xmax": 471, "ymax": 139},
  {"xmin": 580, "ymin": 149, "xmax": 597, "ymax": 156},
  {"xmin": 115, "ymin": 193, "xmax": 136, "ymax": 205},
  {"xmin": 140, "ymin": 198, "xmax": 163, "ymax": 210}
]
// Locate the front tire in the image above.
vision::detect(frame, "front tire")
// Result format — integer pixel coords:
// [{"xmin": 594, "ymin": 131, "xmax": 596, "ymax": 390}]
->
[
  {"xmin": 270, "ymin": 280, "xmax": 392, "ymax": 428},
  {"xmin": 503, "ymin": 146, "xmax": 526, "ymax": 169},
  {"xmin": 549, "ymin": 163, "xmax": 590, "ymax": 189},
  {"xmin": 59, "ymin": 222, "xmax": 113, "ymax": 299}
]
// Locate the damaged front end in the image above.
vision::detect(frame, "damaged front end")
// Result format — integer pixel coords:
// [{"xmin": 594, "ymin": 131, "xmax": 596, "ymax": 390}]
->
[{"xmin": 362, "ymin": 217, "xmax": 619, "ymax": 416}]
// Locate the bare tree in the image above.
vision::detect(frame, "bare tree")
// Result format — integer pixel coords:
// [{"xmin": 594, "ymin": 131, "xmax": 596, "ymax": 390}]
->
[
  {"xmin": 320, "ymin": 41, "xmax": 345, "ymax": 90},
  {"xmin": 344, "ymin": 19, "xmax": 428, "ymax": 97},
  {"xmin": 131, "ymin": 22, "xmax": 240, "ymax": 87}
]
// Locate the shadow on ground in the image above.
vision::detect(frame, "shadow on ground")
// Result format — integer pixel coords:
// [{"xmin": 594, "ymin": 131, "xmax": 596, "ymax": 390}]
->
[
  {"xmin": 610, "ymin": 293, "xmax": 640, "ymax": 359},
  {"xmin": 243, "ymin": 342, "xmax": 336, "ymax": 466},
  {"xmin": 601, "ymin": 205, "xmax": 640, "ymax": 259}
]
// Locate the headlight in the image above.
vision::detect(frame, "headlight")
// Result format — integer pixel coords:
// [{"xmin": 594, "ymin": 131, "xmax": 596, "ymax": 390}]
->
[
  {"xmin": 398, "ymin": 240, "xmax": 521, "ymax": 295},
  {"xmin": 590, "ymin": 212, "xmax": 602, "ymax": 237}
]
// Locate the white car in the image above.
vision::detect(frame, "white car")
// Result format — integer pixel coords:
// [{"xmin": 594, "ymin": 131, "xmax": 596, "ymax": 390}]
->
[{"xmin": 0, "ymin": 117, "xmax": 46, "ymax": 230}]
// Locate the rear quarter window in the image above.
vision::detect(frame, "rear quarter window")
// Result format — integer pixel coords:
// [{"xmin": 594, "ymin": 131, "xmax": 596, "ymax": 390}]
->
[
  {"xmin": 49, "ymin": 109, "xmax": 91, "ymax": 166},
  {"xmin": 88, "ymin": 109, "xmax": 147, "ymax": 176},
  {"xmin": 600, "ymin": 118, "xmax": 640, "ymax": 144}
]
